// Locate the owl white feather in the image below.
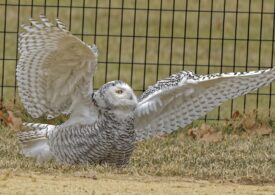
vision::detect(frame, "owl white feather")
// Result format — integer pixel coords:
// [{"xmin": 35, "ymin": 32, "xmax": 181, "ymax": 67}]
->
[{"xmin": 16, "ymin": 16, "xmax": 275, "ymax": 166}]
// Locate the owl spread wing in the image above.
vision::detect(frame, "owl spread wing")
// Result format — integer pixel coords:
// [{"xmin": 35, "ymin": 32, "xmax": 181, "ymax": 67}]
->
[
  {"xmin": 17, "ymin": 16, "xmax": 98, "ymax": 119},
  {"xmin": 134, "ymin": 68, "xmax": 275, "ymax": 141}
]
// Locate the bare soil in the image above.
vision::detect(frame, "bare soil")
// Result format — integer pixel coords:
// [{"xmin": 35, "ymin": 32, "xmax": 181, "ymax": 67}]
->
[{"xmin": 0, "ymin": 172, "xmax": 274, "ymax": 195}]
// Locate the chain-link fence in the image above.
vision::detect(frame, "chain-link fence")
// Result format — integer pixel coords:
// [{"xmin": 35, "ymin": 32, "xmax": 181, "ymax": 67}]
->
[{"xmin": 0, "ymin": 0, "xmax": 274, "ymax": 121}]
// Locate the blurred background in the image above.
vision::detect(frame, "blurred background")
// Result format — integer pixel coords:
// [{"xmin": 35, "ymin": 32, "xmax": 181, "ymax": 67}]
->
[{"xmin": 0, "ymin": 0, "xmax": 274, "ymax": 122}]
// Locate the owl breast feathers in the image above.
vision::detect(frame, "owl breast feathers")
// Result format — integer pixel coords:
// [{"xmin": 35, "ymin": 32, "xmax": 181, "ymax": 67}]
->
[{"xmin": 16, "ymin": 16, "xmax": 275, "ymax": 166}]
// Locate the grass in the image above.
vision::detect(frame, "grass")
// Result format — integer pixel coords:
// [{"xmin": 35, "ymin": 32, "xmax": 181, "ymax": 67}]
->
[
  {"xmin": 0, "ymin": 121, "xmax": 274, "ymax": 184},
  {"xmin": 0, "ymin": 0, "xmax": 275, "ymax": 121}
]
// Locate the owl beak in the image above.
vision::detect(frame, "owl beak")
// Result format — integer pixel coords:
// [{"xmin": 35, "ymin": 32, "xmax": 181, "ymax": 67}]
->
[
  {"xmin": 128, "ymin": 93, "xmax": 138, "ymax": 104},
  {"xmin": 129, "ymin": 93, "xmax": 133, "ymax": 100}
]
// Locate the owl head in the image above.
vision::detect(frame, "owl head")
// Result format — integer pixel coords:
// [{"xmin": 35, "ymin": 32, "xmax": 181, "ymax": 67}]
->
[{"xmin": 91, "ymin": 81, "xmax": 138, "ymax": 111}]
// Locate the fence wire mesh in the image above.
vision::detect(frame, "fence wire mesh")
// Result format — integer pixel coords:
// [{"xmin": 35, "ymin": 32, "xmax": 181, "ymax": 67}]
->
[{"xmin": 0, "ymin": 0, "xmax": 274, "ymax": 121}]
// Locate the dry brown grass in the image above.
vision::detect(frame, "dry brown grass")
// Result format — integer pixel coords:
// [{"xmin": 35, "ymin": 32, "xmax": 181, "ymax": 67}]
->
[
  {"xmin": 0, "ymin": 121, "xmax": 274, "ymax": 185},
  {"xmin": 1, "ymin": 172, "xmax": 275, "ymax": 194}
]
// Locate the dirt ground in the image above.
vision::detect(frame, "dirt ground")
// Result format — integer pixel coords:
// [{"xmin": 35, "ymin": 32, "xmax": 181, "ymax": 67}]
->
[{"xmin": 0, "ymin": 173, "xmax": 274, "ymax": 195}]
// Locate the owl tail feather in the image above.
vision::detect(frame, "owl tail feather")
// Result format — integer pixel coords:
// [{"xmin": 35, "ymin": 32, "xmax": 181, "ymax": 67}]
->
[{"xmin": 17, "ymin": 123, "xmax": 55, "ymax": 162}]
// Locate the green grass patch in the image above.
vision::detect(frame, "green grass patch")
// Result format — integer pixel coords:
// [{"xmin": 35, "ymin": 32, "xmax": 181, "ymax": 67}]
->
[{"xmin": 0, "ymin": 0, "xmax": 275, "ymax": 121}]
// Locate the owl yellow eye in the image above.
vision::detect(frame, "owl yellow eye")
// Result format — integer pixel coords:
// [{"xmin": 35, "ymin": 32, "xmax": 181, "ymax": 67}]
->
[{"xmin": 115, "ymin": 89, "xmax": 123, "ymax": 94}]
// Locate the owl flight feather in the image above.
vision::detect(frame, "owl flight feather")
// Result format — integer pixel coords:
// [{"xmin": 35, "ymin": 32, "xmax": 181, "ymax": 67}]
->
[{"xmin": 17, "ymin": 16, "xmax": 275, "ymax": 166}]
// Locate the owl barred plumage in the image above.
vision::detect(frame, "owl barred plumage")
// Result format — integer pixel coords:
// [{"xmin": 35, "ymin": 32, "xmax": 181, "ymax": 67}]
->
[
  {"xmin": 17, "ymin": 16, "xmax": 275, "ymax": 166},
  {"xmin": 49, "ymin": 110, "xmax": 135, "ymax": 165},
  {"xmin": 49, "ymin": 81, "xmax": 137, "ymax": 166},
  {"xmin": 135, "ymin": 68, "xmax": 275, "ymax": 140}
]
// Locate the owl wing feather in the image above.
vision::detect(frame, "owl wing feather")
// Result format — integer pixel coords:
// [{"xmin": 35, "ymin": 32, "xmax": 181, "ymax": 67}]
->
[
  {"xmin": 17, "ymin": 16, "xmax": 98, "ymax": 119},
  {"xmin": 17, "ymin": 123, "xmax": 56, "ymax": 161},
  {"xmin": 134, "ymin": 68, "xmax": 275, "ymax": 141}
]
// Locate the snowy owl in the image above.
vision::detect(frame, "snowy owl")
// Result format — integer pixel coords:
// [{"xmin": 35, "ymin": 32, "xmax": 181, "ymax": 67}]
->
[{"xmin": 17, "ymin": 16, "xmax": 275, "ymax": 166}]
